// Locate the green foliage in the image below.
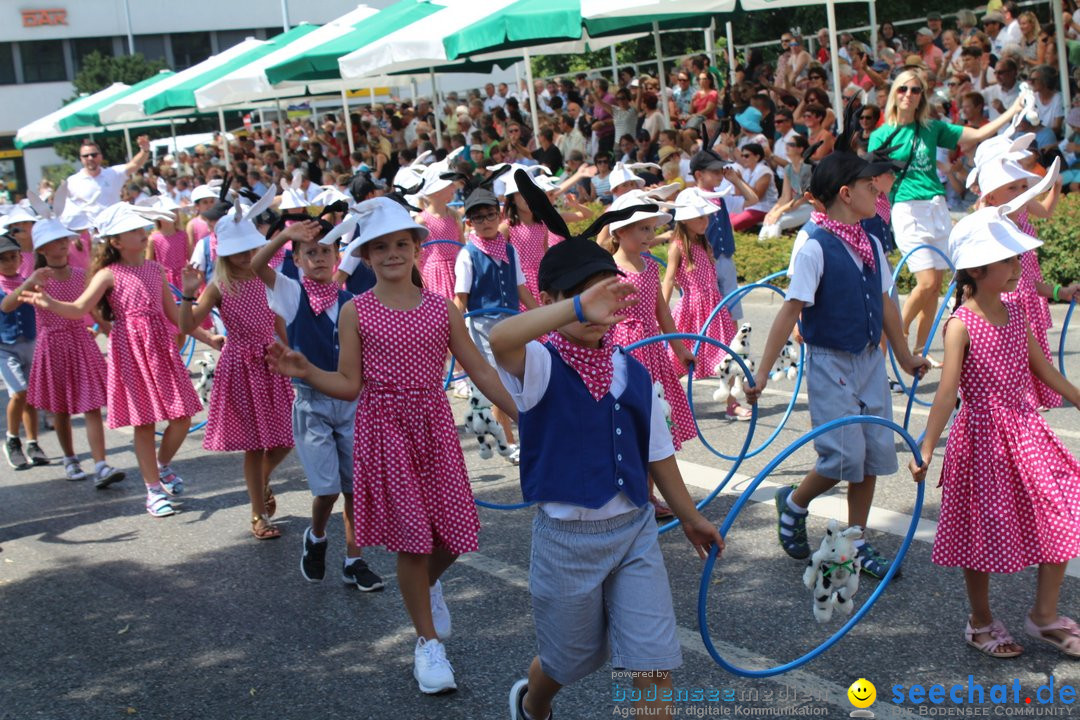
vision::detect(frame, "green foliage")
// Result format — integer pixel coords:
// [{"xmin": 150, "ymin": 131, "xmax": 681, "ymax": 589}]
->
[
  {"xmin": 40, "ymin": 163, "xmax": 76, "ymax": 188},
  {"xmin": 733, "ymin": 233, "xmax": 792, "ymax": 286},
  {"xmin": 1034, "ymin": 193, "xmax": 1080, "ymax": 286}
]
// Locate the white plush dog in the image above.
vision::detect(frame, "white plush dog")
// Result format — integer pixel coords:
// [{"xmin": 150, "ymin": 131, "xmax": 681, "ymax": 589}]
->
[
  {"xmin": 802, "ymin": 519, "xmax": 862, "ymax": 623},
  {"xmin": 194, "ymin": 351, "xmax": 216, "ymax": 404},
  {"xmin": 653, "ymin": 381, "xmax": 673, "ymax": 431},
  {"xmin": 770, "ymin": 339, "xmax": 800, "ymax": 382},
  {"xmin": 463, "ymin": 380, "xmax": 513, "ymax": 459},
  {"xmin": 713, "ymin": 322, "xmax": 756, "ymax": 402}
]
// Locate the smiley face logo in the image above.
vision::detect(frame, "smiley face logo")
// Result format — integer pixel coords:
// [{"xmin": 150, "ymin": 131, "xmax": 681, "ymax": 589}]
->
[{"xmin": 848, "ymin": 678, "xmax": 877, "ymax": 709}]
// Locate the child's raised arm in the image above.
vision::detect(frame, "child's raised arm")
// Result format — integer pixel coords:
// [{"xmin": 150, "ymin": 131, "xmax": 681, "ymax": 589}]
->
[
  {"xmin": 0, "ymin": 267, "xmax": 53, "ymax": 312},
  {"xmin": 911, "ymin": 317, "xmax": 968, "ymax": 483},
  {"xmin": 166, "ymin": 266, "xmax": 222, "ymax": 348},
  {"xmin": 176, "ymin": 265, "xmax": 221, "ymax": 335},
  {"xmin": 252, "ymin": 219, "xmax": 321, "ymax": 289},
  {"xmin": 267, "ymin": 301, "xmax": 363, "ymax": 401},
  {"xmin": 20, "ymin": 267, "xmax": 114, "ymax": 319}
]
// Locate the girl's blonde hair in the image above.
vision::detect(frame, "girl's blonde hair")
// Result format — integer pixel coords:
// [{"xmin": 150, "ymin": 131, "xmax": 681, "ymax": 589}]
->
[
  {"xmin": 884, "ymin": 69, "xmax": 931, "ymax": 126},
  {"xmin": 213, "ymin": 254, "xmax": 247, "ymax": 296},
  {"xmin": 673, "ymin": 220, "xmax": 709, "ymax": 269}
]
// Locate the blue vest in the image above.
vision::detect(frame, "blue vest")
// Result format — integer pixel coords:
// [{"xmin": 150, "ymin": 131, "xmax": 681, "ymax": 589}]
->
[
  {"xmin": 519, "ymin": 344, "xmax": 651, "ymax": 508},
  {"xmin": 465, "ymin": 242, "xmax": 518, "ymax": 311},
  {"xmin": 801, "ymin": 224, "xmax": 884, "ymax": 354},
  {"xmin": 280, "ymin": 249, "xmax": 299, "ymax": 281},
  {"xmin": 705, "ymin": 198, "xmax": 736, "ymax": 259},
  {"xmin": 860, "ymin": 214, "xmax": 896, "ymax": 255},
  {"xmin": 286, "ymin": 286, "xmax": 353, "ymax": 378},
  {"xmin": 344, "ymin": 262, "xmax": 376, "ymax": 296},
  {"xmin": 0, "ymin": 285, "xmax": 34, "ymax": 344}
]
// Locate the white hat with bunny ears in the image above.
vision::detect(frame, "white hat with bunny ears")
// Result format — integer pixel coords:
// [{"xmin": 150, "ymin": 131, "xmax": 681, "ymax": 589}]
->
[
  {"xmin": 319, "ymin": 197, "xmax": 429, "ymax": 256},
  {"xmin": 670, "ymin": 186, "xmax": 731, "ymax": 222},
  {"xmin": 307, "ymin": 185, "xmax": 352, "ymax": 208},
  {"xmin": 966, "ymin": 133, "xmax": 1034, "ymax": 189},
  {"xmin": 25, "ymin": 187, "xmax": 74, "ymax": 249},
  {"xmin": 499, "ymin": 164, "xmax": 553, "ymax": 197},
  {"xmin": 278, "ymin": 172, "xmax": 310, "ymax": 211},
  {"xmin": 93, "ymin": 202, "xmax": 174, "ymax": 237},
  {"xmin": 418, "ymin": 163, "xmax": 457, "ymax": 198},
  {"xmin": 974, "ymin": 157, "xmax": 1041, "ymax": 197},
  {"xmin": 0, "ymin": 204, "xmax": 38, "ymax": 229},
  {"xmin": 950, "ymin": 157, "xmax": 1057, "ymax": 270},
  {"xmin": 607, "ymin": 188, "xmax": 672, "ymax": 232},
  {"xmin": 608, "ymin": 162, "xmax": 654, "ymax": 189},
  {"xmin": 214, "ymin": 188, "xmax": 275, "ymax": 257}
]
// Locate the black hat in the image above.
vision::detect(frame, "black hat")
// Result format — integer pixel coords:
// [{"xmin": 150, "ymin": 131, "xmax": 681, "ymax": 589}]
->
[
  {"xmin": 0, "ymin": 233, "xmax": 20, "ymax": 255},
  {"xmin": 809, "ymin": 153, "xmax": 895, "ymax": 205},
  {"xmin": 202, "ymin": 200, "xmax": 233, "ymax": 222},
  {"xmin": 463, "ymin": 187, "xmax": 499, "ymax": 214},
  {"xmin": 537, "ymin": 239, "xmax": 623, "ymax": 294},
  {"xmin": 689, "ymin": 150, "xmax": 727, "ymax": 174},
  {"xmin": 927, "ymin": 11, "xmax": 942, "ymax": 20}
]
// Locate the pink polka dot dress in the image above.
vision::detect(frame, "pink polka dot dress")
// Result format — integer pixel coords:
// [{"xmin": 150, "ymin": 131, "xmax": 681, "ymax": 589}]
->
[
  {"xmin": 508, "ymin": 222, "xmax": 549, "ymax": 306},
  {"xmin": 203, "ymin": 276, "xmax": 293, "ymax": 452},
  {"xmin": 105, "ymin": 261, "xmax": 202, "ymax": 429},
  {"xmin": 68, "ymin": 233, "xmax": 93, "ymax": 271},
  {"xmin": 417, "ymin": 209, "xmax": 461, "ymax": 299},
  {"xmin": 668, "ymin": 242, "xmax": 735, "ymax": 380},
  {"xmin": 932, "ymin": 302, "xmax": 1080, "ymax": 573},
  {"xmin": 149, "ymin": 229, "xmax": 189, "ymax": 291},
  {"xmin": 189, "ymin": 216, "xmax": 211, "ymax": 244},
  {"xmin": 609, "ymin": 258, "xmax": 697, "ymax": 449},
  {"xmin": 27, "ymin": 267, "xmax": 107, "ymax": 414},
  {"xmin": 352, "ymin": 289, "xmax": 480, "ymax": 555}
]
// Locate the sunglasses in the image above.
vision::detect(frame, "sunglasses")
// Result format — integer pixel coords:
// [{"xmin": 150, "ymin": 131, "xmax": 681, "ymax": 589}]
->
[
  {"xmin": 896, "ymin": 85, "xmax": 924, "ymax": 95},
  {"xmin": 80, "ymin": 152, "xmax": 101, "ymax": 158},
  {"xmin": 808, "ymin": 75, "xmax": 825, "ymax": 81},
  {"xmin": 860, "ymin": 114, "xmax": 876, "ymax": 120},
  {"xmin": 467, "ymin": 212, "xmax": 499, "ymax": 224},
  {"xmin": 740, "ymin": 153, "xmax": 753, "ymax": 159}
]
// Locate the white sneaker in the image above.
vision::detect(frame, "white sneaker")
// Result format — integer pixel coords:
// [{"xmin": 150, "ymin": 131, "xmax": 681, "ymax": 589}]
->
[
  {"xmin": 507, "ymin": 444, "xmax": 521, "ymax": 466},
  {"xmin": 430, "ymin": 580, "xmax": 452, "ymax": 640},
  {"xmin": 413, "ymin": 637, "xmax": 456, "ymax": 694}
]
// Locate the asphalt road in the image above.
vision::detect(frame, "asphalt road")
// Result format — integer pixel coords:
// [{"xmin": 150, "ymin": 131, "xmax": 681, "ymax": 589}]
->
[{"xmin": 2, "ymin": 295, "xmax": 1079, "ymax": 720}]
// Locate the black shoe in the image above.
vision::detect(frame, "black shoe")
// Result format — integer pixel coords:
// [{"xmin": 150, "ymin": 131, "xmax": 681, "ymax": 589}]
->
[
  {"xmin": 4, "ymin": 437, "xmax": 29, "ymax": 470},
  {"xmin": 300, "ymin": 526, "xmax": 327, "ymax": 582},
  {"xmin": 342, "ymin": 557, "xmax": 384, "ymax": 592}
]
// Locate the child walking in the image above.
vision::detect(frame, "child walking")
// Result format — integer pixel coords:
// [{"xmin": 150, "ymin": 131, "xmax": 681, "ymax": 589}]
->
[
  {"xmin": 748, "ymin": 153, "xmax": 928, "ymax": 578},
  {"xmin": 179, "ymin": 193, "xmax": 294, "ymax": 540},
  {"xmin": 22, "ymin": 203, "xmax": 214, "ymax": 517},
  {"xmin": 489, "ymin": 172, "xmax": 725, "ymax": 719},
  {"xmin": 660, "ymin": 187, "xmax": 744, "ymax": 417},
  {"xmin": 252, "ymin": 214, "xmax": 383, "ymax": 588},
  {"xmin": 269, "ymin": 197, "xmax": 517, "ymax": 695},
  {"xmin": 146, "ymin": 196, "xmax": 188, "ymax": 291},
  {"xmin": 416, "ymin": 167, "xmax": 462, "ymax": 300},
  {"xmin": 911, "ymin": 171, "xmax": 1080, "ymax": 658}
]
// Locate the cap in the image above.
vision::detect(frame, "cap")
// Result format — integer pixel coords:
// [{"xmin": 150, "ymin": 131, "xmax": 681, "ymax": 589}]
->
[
  {"xmin": 463, "ymin": 187, "xmax": 499, "ymax": 214},
  {"xmin": 809, "ymin": 153, "xmax": 895, "ymax": 205},
  {"xmin": 31, "ymin": 218, "xmax": 76, "ymax": 249},
  {"xmin": 607, "ymin": 191, "xmax": 671, "ymax": 232},
  {"xmin": 689, "ymin": 150, "xmax": 727, "ymax": 174},
  {"xmin": 927, "ymin": 11, "xmax": 942, "ymax": 21},
  {"xmin": 0, "ymin": 234, "xmax": 19, "ymax": 255},
  {"xmin": 916, "ymin": 27, "xmax": 934, "ymax": 38},
  {"xmin": 983, "ymin": 10, "xmax": 1005, "ymax": 23},
  {"xmin": 537, "ymin": 238, "xmax": 623, "ymax": 294}
]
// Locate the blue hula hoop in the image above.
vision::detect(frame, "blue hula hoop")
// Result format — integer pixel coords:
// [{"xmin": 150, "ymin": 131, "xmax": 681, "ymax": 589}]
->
[
  {"xmin": 890, "ymin": 279, "xmax": 956, "ymax": 423},
  {"xmin": 160, "ymin": 284, "xmax": 220, "ymax": 436},
  {"xmin": 695, "ymin": 282, "xmax": 805, "ymax": 461},
  {"xmin": 421, "ymin": 239, "xmax": 466, "ymax": 250},
  {"xmin": 622, "ymin": 333, "xmax": 758, "ymax": 534},
  {"xmin": 698, "ymin": 415, "xmax": 925, "ymax": 677},
  {"xmin": 642, "ymin": 252, "xmax": 667, "ymax": 269},
  {"xmin": 444, "ymin": 306, "xmax": 520, "ymax": 389},
  {"xmin": 755, "ymin": 269, "xmax": 788, "ymax": 285},
  {"xmin": 1059, "ymin": 298, "xmax": 1077, "ymax": 380}
]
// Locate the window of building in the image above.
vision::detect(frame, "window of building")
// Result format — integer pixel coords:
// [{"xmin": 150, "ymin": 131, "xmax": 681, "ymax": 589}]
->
[
  {"xmin": 20, "ymin": 40, "xmax": 66, "ymax": 83},
  {"xmin": 0, "ymin": 43, "xmax": 15, "ymax": 85},
  {"xmin": 73, "ymin": 37, "xmax": 115, "ymax": 72},
  {"xmin": 216, "ymin": 29, "xmax": 257, "ymax": 52},
  {"xmin": 134, "ymin": 34, "xmax": 167, "ymax": 63},
  {"xmin": 171, "ymin": 32, "xmax": 212, "ymax": 70}
]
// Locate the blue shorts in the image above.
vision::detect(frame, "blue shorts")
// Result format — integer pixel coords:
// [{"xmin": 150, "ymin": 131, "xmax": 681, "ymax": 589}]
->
[
  {"xmin": 529, "ymin": 505, "xmax": 683, "ymax": 686},
  {"xmin": 806, "ymin": 344, "xmax": 898, "ymax": 482},
  {"xmin": 0, "ymin": 339, "xmax": 34, "ymax": 395},
  {"xmin": 292, "ymin": 384, "xmax": 357, "ymax": 497}
]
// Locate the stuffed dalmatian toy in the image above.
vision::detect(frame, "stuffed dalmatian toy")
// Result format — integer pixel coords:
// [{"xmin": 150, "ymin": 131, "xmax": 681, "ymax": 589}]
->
[
  {"xmin": 803, "ymin": 519, "xmax": 862, "ymax": 623},
  {"xmin": 194, "ymin": 351, "xmax": 216, "ymax": 405},
  {"xmin": 653, "ymin": 381, "xmax": 673, "ymax": 431},
  {"xmin": 770, "ymin": 339, "xmax": 800, "ymax": 382},
  {"xmin": 463, "ymin": 380, "xmax": 513, "ymax": 460},
  {"xmin": 712, "ymin": 322, "xmax": 756, "ymax": 403}
]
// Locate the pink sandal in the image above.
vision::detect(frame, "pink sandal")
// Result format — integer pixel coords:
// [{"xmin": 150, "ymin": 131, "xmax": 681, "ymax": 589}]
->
[
  {"xmin": 1024, "ymin": 615, "xmax": 1080, "ymax": 658},
  {"xmin": 965, "ymin": 619, "xmax": 1023, "ymax": 658}
]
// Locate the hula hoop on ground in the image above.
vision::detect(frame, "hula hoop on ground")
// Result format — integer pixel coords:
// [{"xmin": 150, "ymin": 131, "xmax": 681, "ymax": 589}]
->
[
  {"xmin": 1059, "ymin": 298, "xmax": 1077, "ymax": 380},
  {"xmin": 623, "ymin": 333, "xmax": 758, "ymax": 534},
  {"xmin": 694, "ymin": 282, "xmax": 805, "ymax": 461},
  {"xmin": 698, "ymin": 415, "xmax": 925, "ymax": 677},
  {"xmin": 444, "ymin": 306, "xmax": 520, "ymax": 388}
]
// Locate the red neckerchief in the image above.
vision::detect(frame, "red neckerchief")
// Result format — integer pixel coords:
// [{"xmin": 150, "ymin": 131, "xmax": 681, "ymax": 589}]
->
[
  {"xmin": 468, "ymin": 231, "xmax": 509, "ymax": 264},
  {"xmin": 548, "ymin": 330, "xmax": 614, "ymax": 402},
  {"xmin": 811, "ymin": 211, "xmax": 876, "ymax": 272},
  {"xmin": 301, "ymin": 277, "xmax": 339, "ymax": 316},
  {"xmin": 874, "ymin": 192, "xmax": 891, "ymax": 224}
]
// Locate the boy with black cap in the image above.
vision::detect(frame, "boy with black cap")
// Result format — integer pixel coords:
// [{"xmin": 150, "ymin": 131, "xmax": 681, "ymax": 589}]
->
[
  {"xmin": 490, "ymin": 238, "xmax": 724, "ymax": 720},
  {"xmin": 454, "ymin": 185, "xmax": 538, "ymax": 461},
  {"xmin": 747, "ymin": 153, "xmax": 928, "ymax": 579}
]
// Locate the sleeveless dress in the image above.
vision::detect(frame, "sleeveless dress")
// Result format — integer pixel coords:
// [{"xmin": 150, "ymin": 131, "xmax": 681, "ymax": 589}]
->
[
  {"xmin": 608, "ymin": 258, "xmax": 697, "ymax": 449},
  {"xmin": 105, "ymin": 261, "xmax": 202, "ymax": 428},
  {"xmin": 352, "ymin": 289, "xmax": 480, "ymax": 555},
  {"xmin": 508, "ymin": 222, "xmax": 549, "ymax": 306},
  {"xmin": 189, "ymin": 216, "xmax": 211, "ymax": 244},
  {"xmin": 149, "ymin": 229, "xmax": 189, "ymax": 291},
  {"xmin": 932, "ymin": 303, "xmax": 1080, "ymax": 573},
  {"xmin": 27, "ymin": 268, "xmax": 107, "ymax": 414},
  {"xmin": 417, "ymin": 209, "xmax": 461, "ymax": 299},
  {"xmin": 203, "ymin": 276, "xmax": 294, "ymax": 451},
  {"xmin": 668, "ymin": 242, "xmax": 736, "ymax": 379}
]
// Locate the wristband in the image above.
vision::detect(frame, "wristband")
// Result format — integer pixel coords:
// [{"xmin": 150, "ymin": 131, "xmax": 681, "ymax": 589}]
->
[
  {"xmin": 181, "ymin": 296, "xmax": 197, "ymax": 303},
  {"xmin": 573, "ymin": 294, "xmax": 586, "ymax": 323},
  {"xmin": 1054, "ymin": 284, "xmax": 1061, "ymax": 303}
]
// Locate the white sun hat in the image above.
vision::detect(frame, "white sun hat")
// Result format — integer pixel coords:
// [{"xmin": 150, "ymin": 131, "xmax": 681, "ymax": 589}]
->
[
  {"xmin": 320, "ymin": 197, "xmax": 429, "ymax": 255},
  {"xmin": 607, "ymin": 188, "xmax": 672, "ymax": 232},
  {"xmin": 93, "ymin": 203, "xmax": 174, "ymax": 237},
  {"xmin": 670, "ymin": 186, "xmax": 731, "ymax": 222},
  {"xmin": 608, "ymin": 162, "xmax": 652, "ymax": 189},
  {"xmin": 950, "ymin": 157, "xmax": 1057, "ymax": 270},
  {"xmin": 966, "ymin": 133, "xmax": 1035, "ymax": 189},
  {"xmin": 418, "ymin": 164, "xmax": 457, "ymax": 197},
  {"xmin": 974, "ymin": 157, "xmax": 1041, "ymax": 197},
  {"xmin": 214, "ymin": 189, "xmax": 275, "ymax": 257},
  {"xmin": 31, "ymin": 218, "xmax": 76, "ymax": 249},
  {"xmin": 0, "ymin": 205, "xmax": 38, "ymax": 229},
  {"xmin": 500, "ymin": 164, "xmax": 553, "ymax": 196},
  {"xmin": 190, "ymin": 179, "xmax": 223, "ymax": 202},
  {"xmin": 308, "ymin": 185, "xmax": 352, "ymax": 208}
]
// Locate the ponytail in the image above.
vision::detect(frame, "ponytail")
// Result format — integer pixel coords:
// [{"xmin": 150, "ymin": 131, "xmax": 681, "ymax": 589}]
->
[
  {"xmin": 597, "ymin": 226, "xmax": 619, "ymax": 254},
  {"xmin": 91, "ymin": 240, "xmax": 123, "ymax": 322},
  {"xmin": 953, "ymin": 268, "xmax": 977, "ymax": 311}
]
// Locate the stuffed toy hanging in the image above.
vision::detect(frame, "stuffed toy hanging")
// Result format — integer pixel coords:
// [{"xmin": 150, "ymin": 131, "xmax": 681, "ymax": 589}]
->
[
  {"xmin": 195, "ymin": 351, "xmax": 216, "ymax": 405},
  {"xmin": 712, "ymin": 322, "xmax": 756, "ymax": 402},
  {"xmin": 770, "ymin": 339, "xmax": 799, "ymax": 382},
  {"xmin": 463, "ymin": 380, "xmax": 513, "ymax": 460},
  {"xmin": 802, "ymin": 519, "xmax": 862, "ymax": 623}
]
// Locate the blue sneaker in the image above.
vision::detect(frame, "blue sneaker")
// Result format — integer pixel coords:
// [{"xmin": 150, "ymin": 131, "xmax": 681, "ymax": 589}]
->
[
  {"xmin": 856, "ymin": 541, "xmax": 899, "ymax": 580},
  {"xmin": 775, "ymin": 486, "xmax": 810, "ymax": 559}
]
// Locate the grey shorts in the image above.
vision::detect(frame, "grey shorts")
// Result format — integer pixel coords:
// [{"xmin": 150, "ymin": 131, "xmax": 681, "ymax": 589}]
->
[
  {"xmin": 529, "ymin": 505, "xmax": 683, "ymax": 686},
  {"xmin": 714, "ymin": 254, "xmax": 742, "ymax": 320},
  {"xmin": 0, "ymin": 339, "xmax": 34, "ymax": 395},
  {"xmin": 806, "ymin": 344, "xmax": 898, "ymax": 482},
  {"xmin": 292, "ymin": 384, "xmax": 357, "ymax": 497},
  {"xmin": 467, "ymin": 315, "xmax": 498, "ymax": 366}
]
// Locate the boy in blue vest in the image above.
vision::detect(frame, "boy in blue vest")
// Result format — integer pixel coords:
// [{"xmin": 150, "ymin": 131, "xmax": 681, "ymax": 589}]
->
[
  {"xmin": 253, "ymin": 218, "xmax": 383, "ymax": 591},
  {"xmin": 454, "ymin": 186, "xmax": 537, "ymax": 461},
  {"xmin": 490, "ymin": 238, "xmax": 724, "ymax": 720},
  {"xmin": 748, "ymin": 153, "xmax": 927, "ymax": 579}
]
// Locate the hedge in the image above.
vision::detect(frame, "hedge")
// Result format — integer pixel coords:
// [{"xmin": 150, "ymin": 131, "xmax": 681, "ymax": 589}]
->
[{"xmin": 1034, "ymin": 192, "xmax": 1080, "ymax": 287}]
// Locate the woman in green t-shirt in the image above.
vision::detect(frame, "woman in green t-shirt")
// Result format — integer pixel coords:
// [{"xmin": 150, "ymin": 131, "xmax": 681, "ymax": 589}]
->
[{"xmin": 868, "ymin": 69, "xmax": 1024, "ymax": 362}]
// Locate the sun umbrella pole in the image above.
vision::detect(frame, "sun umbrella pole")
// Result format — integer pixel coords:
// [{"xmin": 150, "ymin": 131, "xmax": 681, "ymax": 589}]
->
[
  {"xmin": 653, "ymin": 22, "xmax": 671, "ymax": 127},
  {"xmin": 610, "ymin": 44, "xmax": 618, "ymax": 83},
  {"xmin": 1054, "ymin": 0, "xmax": 1072, "ymax": 109},
  {"xmin": 123, "ymin": 127, "xmax": 133, "ymax": 158},
  {"xmin": 705, "ymin": 20, "xmax": 714, "ymax": 67},
  {"xmin": 430, "ymin": 67, "xmax": 443, "ymax": 150},
  {"xmin": 369, "ymin": 87, "xmax": 375, "ymax": 111},
  {"xmin": 169, "ymin": 119, "xmax": 177, "ymax": 155},
  {"xmin": 868, "ymin": 0, "xmax": 878, "ymax": 60},
  {"xmin": 342, "ymin": 87, "xmax": 356, "ymax": 156},
  {"xmin": 218, "ymin": 107, "xmax": 231, "ymax": 171},
  {"xmin": 726, "ymin": 21, "xmax": 736, "ymax": 90},
  {"xmin": 826, "ymin": 0, "xmax": 844, "ymax": 133},
  {"xmin": 523, "ymin": 48, "xmax": 541, "ymax": 144},
  {"xmin": 276, "ymin": 98, "xmax": 289, "ymax": 171}
]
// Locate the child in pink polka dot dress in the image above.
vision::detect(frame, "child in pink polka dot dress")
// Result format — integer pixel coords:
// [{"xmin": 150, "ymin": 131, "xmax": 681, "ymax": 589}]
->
[
  {"xmin": 23, "ymin": 203, "xmax": 219, "ymax": 518},
  {"xmin": 179, "ymin": 196, "xmax": 295, "ymax": 542},
  {"xmin": 416, "ymin": 176, "xmax": 462, "ymax": 300},
  {"xmin": 913, "ymin": 176, "xmax": 1080, "ymax": 660},
  {"xmin": 269, "ymin": 198, "xmax": 516, "ymax": 695}
]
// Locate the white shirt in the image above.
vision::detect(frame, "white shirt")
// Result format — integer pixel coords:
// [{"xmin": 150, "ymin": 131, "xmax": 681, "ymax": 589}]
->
[
  {"xmin": 265, "ymin": 269, "xmax": 339, "ymax": 325},
  {"xmin": 496, "ymin": 340, "xmax": 675, "ymax": 521},
  {"xmin": 983, "ymin": 83, "xmax": 1021, "ymax": 120},
  {"xmin": 453, "ymin": 243, "xmax": 526, "ymax": 295},
  {"xmin": 1002, "ymin": 19, "xmax": 1023, "ymax": 48},
  {"xmin": 786, "ymin": 228, "xmax": 893, "ymax": 304},
  {"xmin": 741, "ymin": 162, "xmax": 778, "ymax": 213},
  {"xmin": 189, "ymin": 236, "xmax": 212, "ymax": 273},
  {"xmin": 338, "ymin": 248, "xmax": 363, "ymax": 277},
  {"xmin": 66, "ymin": 164, "xmax": 129, "ymax": 216},
  {"xmin": 1035, "ymin": 92, "xmax": 1065, "ymax": 130},
  {"xmin": 772, "ymin": 128, "xmax": 798, "ymax": 164},
  {"xmin": 483, "ymin": 95, "xmax": 506, "ymax": 113}
]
